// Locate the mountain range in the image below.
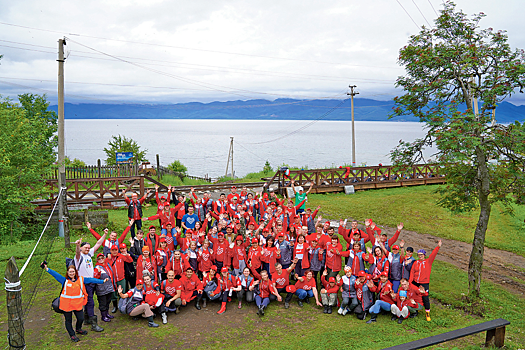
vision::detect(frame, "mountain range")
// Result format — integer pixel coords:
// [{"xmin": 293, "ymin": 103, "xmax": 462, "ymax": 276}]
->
[{"xmin": 50, "ymin": 98, "xmax": 525, "ymax": 123}]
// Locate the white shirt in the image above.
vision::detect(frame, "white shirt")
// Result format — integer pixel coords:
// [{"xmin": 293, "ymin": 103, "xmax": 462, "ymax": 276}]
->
[{"xmin": 75, "ymin": 248, "xmax": 95, "ymax": 278}]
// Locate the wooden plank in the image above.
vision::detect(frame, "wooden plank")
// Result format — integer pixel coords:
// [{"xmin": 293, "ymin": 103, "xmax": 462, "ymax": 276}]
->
[{"xmin": 383, "ymin": 319, "xmax": 510, "ymax": 350}]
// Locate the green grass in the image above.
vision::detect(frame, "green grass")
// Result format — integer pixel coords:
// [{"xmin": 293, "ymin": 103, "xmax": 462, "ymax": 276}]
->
[{"xmin": 306, "ymin": 185, "xmax": 525, "ymax": 257}]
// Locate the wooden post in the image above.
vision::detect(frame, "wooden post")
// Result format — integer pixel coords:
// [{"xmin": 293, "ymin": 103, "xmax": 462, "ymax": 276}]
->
[
  {"xmin": 156, "ymin": 154, "xmax": 160, "ymax": 181},
  {"xmin": 5, "ymin": 257, "xmax": 25, "ymax": 350},
  {"xmin": 97, "ymin": 159, "xmax": 101, "ymax": 178}
]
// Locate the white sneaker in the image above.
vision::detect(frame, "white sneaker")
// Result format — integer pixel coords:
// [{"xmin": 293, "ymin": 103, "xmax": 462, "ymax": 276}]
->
[
  {"xmin": 342, "ymin": 307, "xmax": 349, "ymax": 316},
  {"xmin": 161, "ymin": 313, "xmax": 167, "ymax": 324},
  {"xmin": 338, "ymin": 307, "xmax": 344, "ymax": 315}
]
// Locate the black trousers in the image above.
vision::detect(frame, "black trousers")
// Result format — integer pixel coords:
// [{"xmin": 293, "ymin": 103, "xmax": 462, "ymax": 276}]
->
[
  {"xmin": 97, "ymin": 292, "xmax": 112, "ymax": 312},
  {"xmin": 412, "ymin": 281, "xmax": 431, "ymax": 310},
  {"xmin": 63, "ymin": 310, "xmax": 84, "ymax": 337}
]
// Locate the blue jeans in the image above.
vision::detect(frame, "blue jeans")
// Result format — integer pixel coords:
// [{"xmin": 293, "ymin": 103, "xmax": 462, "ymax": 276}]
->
[
  {"xmin": 295, "ymin": 289, "xmax": 314, "ymax": 300},
  {"xmin": 255, "ymin": 295, "xmax": 270, "ymax": 308},
  {"xmin": 370, "ymin": 300, "xmax": 392, "ymax": 314},
  {"xmin": 391, "ymin": 280, "xmax": 400, "ymax": 293}
]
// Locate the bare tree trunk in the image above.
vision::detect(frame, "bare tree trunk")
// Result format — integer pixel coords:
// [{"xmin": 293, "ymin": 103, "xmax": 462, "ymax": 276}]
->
[{"xmin": 468, "ymin": 147, "xmax": 491, "ymax": 297}]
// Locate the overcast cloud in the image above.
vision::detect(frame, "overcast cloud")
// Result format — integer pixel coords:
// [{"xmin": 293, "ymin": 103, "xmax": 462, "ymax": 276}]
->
[{"xmin": 1, "ymin": 0, "xmax": 524, "ymax": 105}]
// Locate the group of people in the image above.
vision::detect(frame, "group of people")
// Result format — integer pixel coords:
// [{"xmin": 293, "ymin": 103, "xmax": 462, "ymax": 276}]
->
[{"xmin": 45, "ymin": 182, "xmax": 442, "ymax": 342}]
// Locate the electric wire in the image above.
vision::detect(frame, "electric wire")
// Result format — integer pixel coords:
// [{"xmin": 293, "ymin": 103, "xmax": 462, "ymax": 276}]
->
[
  {"xmin": 395, "ymin": 0, "xmax": 422, "ymax": 29},
  {"xmin": 412, "ymin": 0, "xmax": 433, "ymax": 27}
]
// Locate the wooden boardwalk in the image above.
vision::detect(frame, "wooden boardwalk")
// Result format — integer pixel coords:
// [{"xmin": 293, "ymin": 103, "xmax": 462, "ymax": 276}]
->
[{"xmin": 33, "ymin": 164, "xmax": 444, "ymax": 209}]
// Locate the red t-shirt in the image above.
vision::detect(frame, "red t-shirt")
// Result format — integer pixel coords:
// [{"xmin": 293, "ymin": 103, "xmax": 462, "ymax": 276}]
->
[
  {"xmin": 161, "ymin": 279, "xmax": 182, "ymax": 297},
  {"xmin": 272, "ymin": 269, "xmax": 290, "ymax": 289},
  {"xmin": 295, "ymin": 277, "xmax": 316, "ymax": 291}
]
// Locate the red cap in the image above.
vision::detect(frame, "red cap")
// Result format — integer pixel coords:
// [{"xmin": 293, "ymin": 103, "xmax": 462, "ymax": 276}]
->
[
  {"xmin": 329, "ymin": 277, "xmax": 336, "ymax": 283},
  {"xmin": 380, "ymin": 271, "xmax": 388, "ymax": 277},
  {"xmin": 226, "ymin": 224, "xmax": 234, "ymax": 230},
  {"xmin": 251, "ymin": 237, "xmax": 258, "ymax": 244},
  {"xmin": 392, "ymin": 245, "xmax": 400, "ymax": 250},
  {"xmin": 310, "ymin": 238, "xmax": 318, "ymax": 243},
  {"xmin": 210, "ymin": 265, "xmax": 218, "ymax": 272},
  {"xmin": 149, "ymin": 225, "xmax": 156, "ymax": 230},
  {"xmin": 221, "ymin": 267, "xmax": 228, "ymax": 273},
  {"xmin": 277, "ymin": 233, "xmax": 285, "ymax": 238},
  {"xmin": 366, "ymin": 274, "xmax": 372, "ymax": 280},
  {"xmin": 97, "ymin": 253, "xmax": 105, "ymax": 259},
  {"xmin": 159, "ymin": 237, "xmax": 166, "ymax": 243},
  {"xmin": 160, "ymin": 196, "xmax": 166, "ymax": 200},
  {"xmin": 286, "ymin": 285, "xmax": 296, "ymax": 293},
  {"xmin": 217, "ymin": 232, "xmax": 225, "ymax": 237},
  {"xmin": 231, "ymin": 185, "xmax": 237, "ymax": 189},
  {"xmin": 119, "ymin": 243, "xmax": 127, "ymax": 249},
  {"xmin": 357, "ymin": 271, "xmax": 366, "ymax": 278},
  {"xmin": 136, "ymin": 279, "xmax": 144, "ymax": 285},
  {"xmin": 263, "ymin": 193, "xmax": 268, "ymax": 199},
  {"xmin": 325, "ymin": 221, "xmax": 330, "ymax": 225},
  {"xmin": 235, "ymin": 235, "xmax": 244, "ymax": 242},
  {"xmin": 110, "ymin": 245, "xmax": 118, "ymax": 250}
]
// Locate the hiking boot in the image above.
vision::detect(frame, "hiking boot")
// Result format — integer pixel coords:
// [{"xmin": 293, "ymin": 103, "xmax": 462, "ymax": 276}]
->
[
  {"xmin": 202, "ymin": 298, "xmax": 207, "ymax": 308},
  {"xmin": 304, "ymin": 297, "xmax": 310, "ymax": 304},
  {"xmin": 366, "ymin": 313, "xmax": 377, "ymax": 324},
  {"xmin": 397, "ymin": 317, "xmax": 404, "ymax": 324},
  {"xmin": 161, "ymin": 312, "xmax": 168, "ymax": 324},
  {"xmin": 101, "ymin": 311, "xmax": 111, "ymax": 322},
  {"xmin": 70, "ymin": 335, "xmax": 80, "ymax": 342},
  {"xmin": 391, "ymin": 315, "xmax": 398, "ymax": 321},
  {"xmin": 323, "ymin": 306, "xmax": 328, "ymax": 314},
  {"xmin": 425, "ymin": 311, "xmax": 431, "ymax": 321},
  {"xmin": 174, "ymin": 306, "xmax": 180, "ymax": 314},
  {"xmin": 284, "ymin": 302, "xmax": 290, "ymax": 309},
  {"xmin": 90, "ymin": 316, "xmax": 104, "ymax": 332},
  {"xmin": 148, "ymin": 321, "xmax": 159, "ymax": 327},
  {"xmin": 409, "ymin": 311, "xmax": 418, "ymax": 318},
  {"xmin": 75, "ymin": 329, "xmax": 88, "ymax": 336},
  {"xmin": 297, "ymin": 300, "xmax": 303, "ymax": 307},
  {"xmin": 327, "ymin": 307, "xmax": 332, "ymax": 314},
  {"xmin": 195, "ymin": 300, "xmax": 202, "ymax": 310}
]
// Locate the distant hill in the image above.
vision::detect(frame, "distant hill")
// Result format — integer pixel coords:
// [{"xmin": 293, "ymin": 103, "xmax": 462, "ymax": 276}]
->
[{"xmin": 50, "ymin": 98, "xmax": 525, "ymax": 123}]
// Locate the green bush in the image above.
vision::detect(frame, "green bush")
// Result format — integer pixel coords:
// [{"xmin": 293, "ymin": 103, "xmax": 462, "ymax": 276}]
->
[{"xmin": 167, "ymin": 160, "xmax": 188, "ymax": 175}]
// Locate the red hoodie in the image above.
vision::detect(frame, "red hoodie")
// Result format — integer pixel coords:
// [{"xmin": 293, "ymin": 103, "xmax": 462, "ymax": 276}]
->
[
  {"xmin": 409, "ymin": 245, "xmax": 440, "ymax": 284},
  {"xmin": 324, "ymin": 242, "xmax": 343, "ymax": 272}
]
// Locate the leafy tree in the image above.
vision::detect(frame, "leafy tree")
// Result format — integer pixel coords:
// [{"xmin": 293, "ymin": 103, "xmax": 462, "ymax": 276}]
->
[
  {"xmin": 0, "ymin": 95, "xmax": 58, "ymax": 240},
  {"xmin": 167, "ymin": 159, "xmax": 187, "ymax": 175},
  {"xmin": 263, "ymin": 160, "xmax": 272, "ymax": 174},
  {"xmin": 103, "ymin": 135, "xmax": 148, "ymax": 165},
  {"xmin": 390, "ymin": 1, "xmax": 525, "ymax": 297},
  {"xmin": 64, "ymin": 157, "xmax": 86, "ymax": 167}
]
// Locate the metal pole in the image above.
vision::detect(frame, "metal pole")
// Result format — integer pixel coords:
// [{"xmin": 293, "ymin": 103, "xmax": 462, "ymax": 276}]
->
[
  {"xmin": 57, "ymin": 38, "xmax": 70, "ymax": 247},
  {"xmin": 347, "ymin": 85, "xmax": 359, "ymax": 167},
  {"xmin": 225, "ymin": 140, "xmax": 231, "ymax": 178},
  {"xmin": 230, "ymin": 137, "xmax": 234, "ymax": 180}
]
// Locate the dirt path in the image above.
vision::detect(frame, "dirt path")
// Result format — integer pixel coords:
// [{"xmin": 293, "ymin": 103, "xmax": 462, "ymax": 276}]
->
[{"xmin": 374, "ymin": 223, "xmax": 525, "ymax": 296}]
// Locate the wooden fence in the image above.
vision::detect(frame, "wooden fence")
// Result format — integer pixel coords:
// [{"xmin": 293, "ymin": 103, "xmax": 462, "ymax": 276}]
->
[{"xmin": 267, "ymin": 163, "xmax": 445, "ymax": 195}]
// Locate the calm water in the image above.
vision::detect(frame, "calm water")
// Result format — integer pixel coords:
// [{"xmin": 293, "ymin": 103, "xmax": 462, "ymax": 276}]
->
[{"xmin": 65, "ymin": 119, "xmax": 432, "ymax": 177}]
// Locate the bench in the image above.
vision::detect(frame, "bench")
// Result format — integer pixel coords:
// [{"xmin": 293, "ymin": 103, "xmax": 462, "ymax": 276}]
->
[{"xmin": 382, "ymin": 318, "xmax": 510, "ymax": 350}]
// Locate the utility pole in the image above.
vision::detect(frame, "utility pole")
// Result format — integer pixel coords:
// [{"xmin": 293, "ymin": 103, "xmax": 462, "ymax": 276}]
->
[
  {"xmin": 347, "ymin": 85, "xmax": 359, "ymax": 167},
  {"xmin": 224, "ymin": 137, "xmax": 234, "ymax": 179},
  {"xmin": 58, "ymin": 38, "xmax": 70, "ymax": 248}
]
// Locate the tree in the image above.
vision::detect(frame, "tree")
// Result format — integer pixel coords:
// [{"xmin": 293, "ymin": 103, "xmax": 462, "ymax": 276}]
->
[
  {"xmin": 64, "ymin": 157, "xmax": 86, "ymax": 167},
  {"xmin": 167, "ymin": 160, "xmax": 187, "ymax": 175},
  {"xmin": 390, "ymin": 1, "xmax": 525, "ymax": 297},
  {"xmin": 103, "ymin": 135, "xmax": 148, "ymax": 165},
  {"xmin": 0, "ymin": 95, "xmax": 58, "ymax": 241}
]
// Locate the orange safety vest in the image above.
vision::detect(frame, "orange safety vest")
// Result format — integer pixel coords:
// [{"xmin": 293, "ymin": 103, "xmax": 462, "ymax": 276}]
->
[{"xmin": 59, "ymin": 276, "xmax": 88, "ymax": 312}]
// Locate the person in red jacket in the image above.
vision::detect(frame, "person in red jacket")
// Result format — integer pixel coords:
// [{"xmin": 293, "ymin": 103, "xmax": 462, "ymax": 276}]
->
[
  {"xmin": 155, "ymin": 238, "xmax": 170, "ymax": 282},
  {"xmin": 390, "ymin": 290, "xmax": 412, "ymax": 324},
  {"xmin": 320, "ymin": 271, "xmax": 342, "ymax": 314},
  {"xmin": 136, "ymin": 246, "xmax": 157, "ymax": 283},
  {"xmin": 230, "ymin": 235, "xmax": 248, "ymax": 276},
  {"xmin": 323, "ymin": 235, "xmax": 344, "ymax": 278},
  {"xmin": 122, "ymin": 189, "xmax": 151, "ymax": 239},
  {"xmin": 247, "ymin": 238, "xmax": 263, "ymax": 274},
  {"xmin": 144, "ymin": 225, "xmax": 160, "ymax": 255},
  {"xmin": 197, "ymin": 240, "xmax": 214, "ymax": 277},
  {"xmin": 216, "ymin": 267, "xmax": 237, "ymax": 314},
  {"xmin": 293, "ymin": 235, "xmax": 310, "ymax": 277},
  {"xmin": 208, "ymin": 232, "xmax": 229, "ymax": 270},
  {"xmin": 166, "ymin": 250, "xmax": 191, "ymax": 279},
  {"xmin": 251, "ymin": 270, "xmax": 280, "ymax": 316},
  {"xmin": 409, "ymin": 240, "xmax": 441, "ymax": 321},
  {"xmin": 106, "ymin": 244, "xmax": 133, "ymax": 314},
  {"xmin": 261, "ymin": 237, "xmax": 280, "ymax": 279},
  {"xmin": 398, "ymin": 278, "xmax": 428, "ymax": 318},
  {"xmin": 180, "ymin": 267, "xmax": 204, "ymax": 309},
  {"xmin": 367, "ymin": 271, "xmax": 395, "ymax": 323},
  {"xmin": 369, "ymin": 245, "xmax": 390, "ymax": 282},
  {"xmin": 87, "ymin": 221, "xmax": 133, "ymax": 258}
]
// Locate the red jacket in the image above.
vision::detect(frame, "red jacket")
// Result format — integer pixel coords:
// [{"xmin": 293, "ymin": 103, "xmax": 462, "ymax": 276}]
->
[
  {"xmin": 155, "ymin": 191, "xmax": 171, "ymax": 215},
  {"xmin": 257, "ymin": 278, "xmax": 276, "ymax": 299},
  {"xmin": 148, "ymin": 208, "xmax": 177, "ymax": 229},
  {"xmin": 167, "ymin": 256, "xmax": 191, "ymax": 277},
  {"xmin": 218, "ymin": 274, "xmax": 237, "ymax": 291},
  {"xmin": 370, "ymin": 280, "xmax": 395, "ymax": 304},
  {"xmin": 247, "ymin": 246, "xmax": 263, "ymax": 269},
  {"xmin": 261, "ymin": 246, "xmax": 280, "ymax": 273},
  {"xmin": 321, "ymin": 275, "xmax": 342, "ymax": 295},
  {"xmin": 401, "ymin": 283, "xmax": 427, "ymax": 307},
  {"xmin": 105, "ymin": 253, "xmax": 133, "ymax": 282},
  {"xmin": 324, "ymin": 242, "xmax": 343, "ymax": 272},
  {"xmin": 180, "ymin": 274, "xmax": 202, "ymax": 302},
  {"xmin": 229, "ymin": 244, "xmax": 248, "ymax": 269},
  {"xmin": 136, "ymin": 255, "xmax": 157, "ymax": 282},
  {"xmin": 198, "ymin": 247, "xmax": 214, "ymax": 272},
  {"xmin": 208, "ymin": 235, "xmax": 229, "ymax": 264},
  {"xmin": 409, "ymin": 246, "xmax": 440, "ymax": 284},
  {"xmin": 293, "ymin": 242, "xmax": 310, "ymax": 269}
]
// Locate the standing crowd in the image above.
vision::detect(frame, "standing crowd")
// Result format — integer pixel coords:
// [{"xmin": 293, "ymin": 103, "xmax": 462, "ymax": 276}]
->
[{"xmin": 44, "ymin": 181, "xmax": 442, "ymax": 342}]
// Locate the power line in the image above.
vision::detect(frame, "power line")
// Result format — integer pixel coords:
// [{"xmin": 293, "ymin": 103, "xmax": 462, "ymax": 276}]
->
[
  {"xmin": 395, "ymin": 0, "xmax": 421, "ymax": 29},
  {"xmin": 0, "ymin": 21, "xmax": 401, "ymax": 69},
  {"xmin": 412, "ymin": 0, "xmax": 433, "ymax": 27},
  {"xmin": 427, "ymin": 0, "xmax": 439, "ymax": 16}
]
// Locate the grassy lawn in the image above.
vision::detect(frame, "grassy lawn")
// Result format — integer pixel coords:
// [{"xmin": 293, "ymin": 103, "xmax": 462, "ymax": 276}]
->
[{"xmin": 306, "ymin": 185, "xmax": 525, "ymax": 257}]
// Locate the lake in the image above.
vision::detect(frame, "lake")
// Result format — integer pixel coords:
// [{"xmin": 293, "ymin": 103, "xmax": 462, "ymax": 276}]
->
[{"xmin": 64, "ymin": 119, "xmax": 432, "ymax": 178}]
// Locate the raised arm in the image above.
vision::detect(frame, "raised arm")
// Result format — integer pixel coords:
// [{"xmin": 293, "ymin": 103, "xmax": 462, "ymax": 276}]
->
[
  {"xmin": 86, "ymin": 222, "xmax": 102, "ymax": 240},
  {"xmin": 92, "ymin": 232, "xmax": 107, "ymax": 253}
]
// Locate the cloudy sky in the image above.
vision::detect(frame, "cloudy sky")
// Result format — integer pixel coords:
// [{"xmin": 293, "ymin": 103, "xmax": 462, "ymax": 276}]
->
[{"xmin": 0, "ymin": 0, "xmax": 524, "ymax": 105}]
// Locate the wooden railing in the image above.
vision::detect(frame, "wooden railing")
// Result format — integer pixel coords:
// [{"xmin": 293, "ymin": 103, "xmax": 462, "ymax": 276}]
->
[
  {"xmin": 267, "ymin": 163, "xmax": 445, "ymax": 195},
  {"xmin": 45, "ymin": 164, "xmax": 139, "ymax": 179}
]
